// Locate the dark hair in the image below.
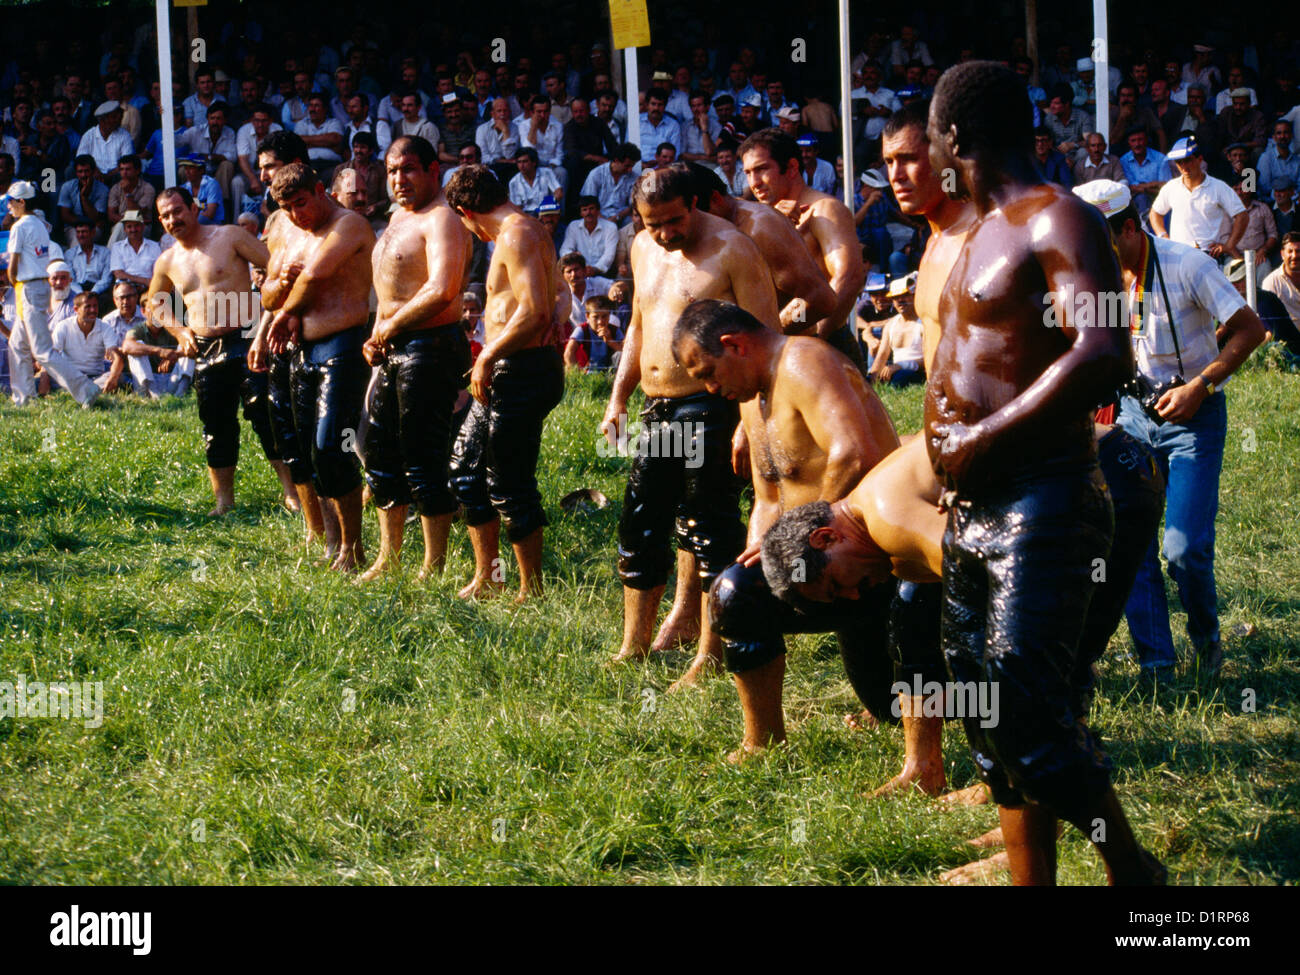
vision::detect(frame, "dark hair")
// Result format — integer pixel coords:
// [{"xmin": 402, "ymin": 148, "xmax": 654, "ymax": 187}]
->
[
  {"xmin": 388, "ymin": 135, "xmax": 436, "ymax": 168},
  {"xmin": 560, "ymin": 251, "xmax": 586, "ymax": 269},
  {"xmin": 712, "ymin": 93, "xmax": 735, "ymax": 108},
  {"xmin": 761, "ymin": 502, "xmax": 835, "ymax": 603},
  {"xmin": 882, "ymin": 101, "xmax": 930, "ymax": 141},
  {"xmin": 1104, "ymin": 202, "xmax": 1141, "ymax": 236},
  {"xmin": 1049, "ymin": 83, "xmax": 1073, "ymax": 105},
  {"xmin": 646, "ymin": 87, "xmax": 669, "ymax": 104},
  {"xmin": 530, "ymin": 94, "xmax": 550, "ymax": 110},
  {"xmin": 578, "ymin": 194, "xmax": 600, "ymax": 209},
  {"xmin": 515, "ymin": 146, "xmax": 539, "ymax": 165},
  {"xmin": 118, "ymin": 154, "xmax": 141, "ymax": 170},
  {"xmin": 738, "ymin": 128, "xmax": 797, "ymax": 169},
  {"xmin": 687, "ymin": 160, "xmax": 727, "ymax": 203},
  {"xmin": 351, "ymin": 131, "xmax": 379, "ymax": 152},
  {"xmin": 1033, "ymin": 124, "xmax": 1054, "ymax": 139},
  {"xmin": 74, "ymin": 153, "xmax": 96, "ymax": 170},
  {"xmin": 656, "ymin": 141, "xmax": 676, "ymax": 155},
  {"xmin": 258, "ymin": 130, "xmax": 309, "ymax": 166},
  {"xmin": 1283, "ymin": 230, "xmax": 1300, "ymax": 247},
  {"xmin": 206, "ymin": 101, "xmax": 229, "ymax": 118},
  {"xmin": 584, "ymin": 294, "xmax": 614, "ymax": 313},
  {"xmin": 445, "ymin": 163, "xmax": 508, "ymax": 213},
  {"xmin": 157, "ymin": 184, "xmax": 195, "ymax": 208},
  {"xmin": 630, "ymin": 162, "xmax": 696, "ymax": 210},
  {"xmin": 270, "ymin": 161, "xmax": 319, "ymax": 203},
  {"xmin": 671, "ymin": 298, "xmax": 765, "ymax": 360},
  {"xmin": 614, "ymin": 142, "xmax": 642, "ymax": 164},
  {"xmin": 194, "ymin": 68, "xmax": 215, "ymax": 82},
  {"xmin": 931, "ymin": 61, "xmax": 1033, "ymax": 158}
]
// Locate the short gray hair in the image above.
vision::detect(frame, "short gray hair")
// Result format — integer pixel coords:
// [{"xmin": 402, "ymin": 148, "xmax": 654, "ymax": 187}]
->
[{"xmin": 761, "ymin": 501, "xmax": 834, "ymax": 603}]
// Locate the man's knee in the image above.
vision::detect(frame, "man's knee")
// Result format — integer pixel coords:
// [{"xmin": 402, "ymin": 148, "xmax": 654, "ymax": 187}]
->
[{"xmin": 1161, "ymin": 524, "xmax": 1212, "ymax": 572}]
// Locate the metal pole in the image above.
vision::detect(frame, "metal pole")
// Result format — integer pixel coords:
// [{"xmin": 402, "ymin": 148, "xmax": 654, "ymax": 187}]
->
[
  {"xmin": 1245, "ymin": 249, "xmax": 1258, "ymax": 309},
  {"xmin": 625, "ymin": 47, "xmax": 640, "ymax": 154},
  {"xmin": 838, "ymin": 0, "xmax": 853, "ymax": 207},
  {"xmin": 1093, "ymin": 0, "xmax": 1109, "ymax": 147},
  {"xmin": 156, "ymin": 0, "xmax": 177, "ymax": 187}
]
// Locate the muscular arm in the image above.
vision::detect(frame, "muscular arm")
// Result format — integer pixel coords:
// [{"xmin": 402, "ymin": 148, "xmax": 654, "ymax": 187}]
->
[
  {"xmin": 278, "ymin": 215, "xmax": 364, "ymax": 315},
  {"xmin": 749, "ymin": 211, "xmax": 838, "ymax": 330},
  {"xmin": 1159, "ymin": 303, "xmax": 1267, "ymax": 424},
  {"xmin": 144, "ymin": 255, "xmax": 196, "ymax": 355},
  {"xmin": 809, "ymin": 202, "xmax": 867, "ymax": 337},
  {"xmin": 1149, "ymin": 207, "xmax": 1169, "ymax": 237},
  {"xmin": 231, "ymin": 225, "xmax": 271, "ymax": 269}
]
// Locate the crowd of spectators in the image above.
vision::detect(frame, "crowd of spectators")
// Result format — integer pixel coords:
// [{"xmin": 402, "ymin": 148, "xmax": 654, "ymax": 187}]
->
[{"xmin": 4, "ymin": 9, "xmax": 1300, "ymax": 399}]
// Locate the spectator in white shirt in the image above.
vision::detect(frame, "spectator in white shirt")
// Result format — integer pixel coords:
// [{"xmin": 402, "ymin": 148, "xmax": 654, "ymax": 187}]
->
[
  {"xmin": 559, "ymin": 196, "xmax": 618, "ymax": 275},
  {"xmin": 51, "ymin": 290, "xmax": 125, "ymax": 395},
  {"xmin": 888, "ymin": 25, "xmax": 933, "ymax": 81},
  {"xmin": 381, "ymin": 64, "xmax": 430, "ymax": 128},
  {"xmin": 101, "ymin": 280, "xmax": 145, "ymax": 350},
  {"xmin": 851, "ymin": 62, "xmax": 901, "ymax": 146},
  {"xmin": 713, "ymin": 144, "xmax": 748, "ymax": 197},
  {"xmin": 183, "ymin": 102, "xmax": 239, "ymax": 206},
  {"xmin": 232, "ymin": 103, "xmax": 282, "ymax": 216},
  {"xmin": 295, "ymin": 94, "xmax": 347, "ymax": 168},
  {"xmin": 109, "ymin": 211, "xmax": 162, "ymax": 290},
  {"xmin": 797, "ymin": 134, "xmax": 837, "ymax": 195},
  {"xmin": 343, "ymin": 93, "xmax": 391, "ymax": 157},
  {"xmin": 477, "ymin": 97, "xmax": 520, "ymax": 179},
  {"xmin": 77, "ymin": 102, "xmax": 134, "ymax": 178},
  {"xmin": 638, "ymin": 89, "xmax": 683, "ymax": 167},
  {"xmin": 579, "ymin": 143, "xmax": 640, "ymax": 222},
  {"xmin": 507, "ymin": 147, "xmax": 562, "ymax": 213},
  {"xmin": 518, "ymin": 95, "xmax": 566, "ymax": 191},
  {"xmin": 1151, "ymin": 138, "xmax": 1248, "ymax": 256},
  {"xmin": 66, "ymin": 221, "xmax": 113, "ymax": 296}
]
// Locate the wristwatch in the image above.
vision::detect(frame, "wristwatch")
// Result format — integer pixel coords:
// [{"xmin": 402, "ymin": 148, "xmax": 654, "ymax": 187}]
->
[{"xmin": 1199, "ymin": 374, "xmax": 1217, "ymax": 394}]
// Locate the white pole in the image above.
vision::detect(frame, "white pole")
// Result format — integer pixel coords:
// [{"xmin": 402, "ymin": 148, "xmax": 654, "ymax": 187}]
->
[
  {"xmin": 1245, "ymin": 249, "xmax": 1258, "ymax": 309},
  {"xmin": 625, "ymin": 47, "xmax": 640, "ymax": 154},
  {"xmin": 1093, "ymin": 0, "xmax": 1109, "ymax": 150},
  {"xmin": 156, "ymin": 0, "xmax": 177, "ymax": 187},
  {"xmin": 838, "ymin": 0, "xmax": 854, "ymax": 208}
]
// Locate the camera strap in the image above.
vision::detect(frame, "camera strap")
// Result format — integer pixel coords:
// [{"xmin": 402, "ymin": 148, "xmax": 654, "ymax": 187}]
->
[{"xmin": 1145, "ymin": 235, "xmax": 1185, "ymax": 376}]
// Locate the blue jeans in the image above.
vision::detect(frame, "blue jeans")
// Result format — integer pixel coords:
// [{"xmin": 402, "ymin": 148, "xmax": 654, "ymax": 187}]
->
[{"xmin": 1116, "ymin": 392, "xmax": 1227, "ymax": 668}]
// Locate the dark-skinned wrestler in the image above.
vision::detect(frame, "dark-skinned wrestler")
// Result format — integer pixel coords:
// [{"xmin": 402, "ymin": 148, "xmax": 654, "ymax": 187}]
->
[{"xmin": 921, "ymin": 62, "xmax": 1164, "ymax": 885}]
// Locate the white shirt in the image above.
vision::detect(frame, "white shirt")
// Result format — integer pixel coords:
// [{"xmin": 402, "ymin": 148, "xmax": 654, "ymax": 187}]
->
[
  {"xmin": 713, "ymin": 163, "xmax": 748, "ymax": 197},
  {"xmin": 880, "ymin": 313, "xmax": 924, "ymax": 365},
  {"xmin": 1262, "ymin": 267, "xmax": 1300, "ymax": 327},
  {"xmin": 476, "ymin": 119, "xmax": 519, "ymax": 164},
  {"xmin": 568, "ymin": 275, "xmax": 614, "ymax": 326},
  {"xmin": 6, "ymin": 214, "xmax": 55, "ymax": 281},
  {"xmin": 560, "ymin": 218, "xmax": 618, "ymax": 272},
  {"xmin": 396, "ymin": 118, "xmax": 439, "ymax": 146},
  {"xmin": 110, "ymin": 238, "xmax": 163, "ymax": 280},
  {"xmin": 67, "ymin": 243, "xmax": 113, "ymax": 294},
  {"xmin": 76, "ymin": 125, "xmax": 135, "ymax": 175},
  {"xmin": 1214, "ymin": 87, "xmax": 1259, "ymax": 115},
  {"xmin": 1, "ymin": 133, "xmax": 18, "ymax": 168},
  {"xmin": 803, "ymin": 157, "xmax": 837, "ymax": 195},
  {"xmin": 1130, "ymin": 235, "xmax": 1245, "ymax": 386},
  {"xmin": 851, "ymin": 86, "xmax": 902, "ymax": 141},
  {"xmin": 507, "ymin": 167, "xmax": 561, "ymax": 212},
  {"xmin": 518, "ymin": 119, "xmax": 563, "ymax": 167},
  {"xmin": 1152, "ymin": 175, "xmax": 1246, "ymax": 249},
  {"xmin": 346, "ymin": 117, "xmax": 392, "ymax": 156},
  {"xmin": 295, "ymin": 117, "xmax": 346, "ymax": 163},
  {"xmin": 236, "ymin": 120, "xmax": 283, "ymax": 160},
  {"xmin": 102, "ymin": 308, "xmax": 145, "ymax": 348},
  {"xmin": 580, "ymin": 162, "xmax": 636, "ymax": 219},
  {"xmin": 53, "ymin": 317, "xmax": 116, "ymax": 377}
]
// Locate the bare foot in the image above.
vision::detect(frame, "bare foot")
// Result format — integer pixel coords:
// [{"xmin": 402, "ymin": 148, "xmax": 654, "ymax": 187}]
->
[
  {"xmin": 650, "ymin": 614, "xmax": 701, "ymax": 651},
  {"xmin": 726, "ymin": 743, "xmax": 765, "ymax": 765},
  {"xmin": 868, "ymin": 763, "xmax": 946, "ymax": 799},
  {"xmin": 967, "ymin": 826, "xmax": 1004, "ymax": 849},
  {"xmin": 940, "ymin": 783, "xmax": 991, "ymax": 806},
  {"xmin": 512, "ymin": 586, "xmax": 544, "ymax": 605},
  {"xmin": 282, "ymin": 493, "xmax": 301, "ymax": 514},
  {"xmin": 208, "ymin": 501, "xmax": 233, "ymax": 517},
  {"xmin": 457, "ymin": 575, "xmax": 507, "ymax": 600},
  {"xmin": 843, "ymin": 709, "xmax": 879, "ymax": 731},
  {"xmin": 610, "ymin": 644, "xmax": 652, "ymax": 664},
  {"xmin": 415, "ymin": 561, "xmax": 445, "ymax": 582},
  {"xmin": 358, "ymin": 554, "xmax": 400, "ymax": 582},
  {"xmin": 667, "ymin": 654, "xmax": 722, "ymax": 693},
  {"xmin": 940, "ymin": 852, "xmax": 1009, "ymax": 885},
  {"xmin": 330, "ymin": 545, "xmax": 364, "ymax": 573}
]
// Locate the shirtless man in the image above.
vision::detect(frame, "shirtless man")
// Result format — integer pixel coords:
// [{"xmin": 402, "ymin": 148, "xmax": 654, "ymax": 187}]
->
[
  {"xmin": 146, "ymin": 186, "xmax": 286, "ymax": 515},
  {"xmin": 740, "ymin": 128, "xmax": 867, "ymax": 366},
  {"xmin": 670, "ymin": 299, "xmax": 911, "ymax": 760},
  {"xmin": 920, "ymin": 61, "xmax": 1163, "ymax": 884},
  {"xmin": 358, "ymin": 136, "xmax": 473, "ymax": 581},
  {"xmin": 444, "ymin": 164, "xmax": 564, "ymax": 602},
  {"xmin": 601, "ymin": 164, "xmax": 779, "ymax": 689},
  {"xmin": 643, "ymin": 162, "xmax": 841, "ymax": 655},
  {"xmin": 263, "ymin": 162, "xmax": 375, "ymax": 571}
]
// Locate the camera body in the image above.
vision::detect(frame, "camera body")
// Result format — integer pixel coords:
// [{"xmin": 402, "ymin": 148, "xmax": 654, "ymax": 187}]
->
[{"xmin": 1126, "ymin": 372, "xmax": 1186, "ymax": 426}]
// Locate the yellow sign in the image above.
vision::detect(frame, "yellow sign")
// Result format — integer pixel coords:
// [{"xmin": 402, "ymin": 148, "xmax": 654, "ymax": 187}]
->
[
  {"xmin": 609, "ymin": 0, "xmax": 650, "ymax": 50},
  {"xmin": 174, "ymin": 0, "xmax": 208, "ymax": 7}
]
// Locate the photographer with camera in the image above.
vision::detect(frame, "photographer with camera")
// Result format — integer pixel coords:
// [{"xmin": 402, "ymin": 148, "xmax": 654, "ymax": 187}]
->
[{"xmin": 1075, "ymin": 180, "xmax": 1265, "ymax": 680}]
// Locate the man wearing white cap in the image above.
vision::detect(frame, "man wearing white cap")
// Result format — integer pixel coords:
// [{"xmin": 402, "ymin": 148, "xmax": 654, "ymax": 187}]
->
[
  {"xmin": 1150, "ymin": 136, "xmax": 1247, "ymax": 255},
  {"xmin": 5, "ymin": 181, "xmax": 101, "ymax": 406},
  {"xmin": 1074, "ymin": 178, "xmax": 1265, "ymax": 678},
  {"xmin": 867, "ymin": 272, "xmax": 924, "ymax": 387},
  {"xmin": 76, "ymin": 102, "xmax": 133, "ymax": 179},
  {"xmin": 109, "ymin": 210, "xmax": 162, "ymax": 290}
]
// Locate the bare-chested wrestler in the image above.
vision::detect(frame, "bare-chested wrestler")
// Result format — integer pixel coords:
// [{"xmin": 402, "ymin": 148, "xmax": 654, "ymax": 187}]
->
[
  {"xmin": 262, "ymin": 162, "xmax": 375, "ymax": 572},
  {"xmin": 444, "ymin": 164, "xmax": 564, "ymax": 602},
  {"xmin": 739, "ymin": 128, "xmax": 867, "ymax": 367},
  {"xmin": 602, "ymin": 164, "xmax": 779, "ymax": 690},
  {"xmin": 920, "ymin": 61, "xmax": 1164, "ymax": 884},
  {"xmin": 355, "ymin": 136, "xmax": 473, "ymax": 581},
  {"xmin": 671, "ymin": 299, "xmax": 908, "ymax": 761},
  {"xmin": 146, "ymin": 186, "xmax": 288, "ymax": 516},
  {"xmin": 643, "ymin": 162, "xmax": 842, "ymax": 656}
]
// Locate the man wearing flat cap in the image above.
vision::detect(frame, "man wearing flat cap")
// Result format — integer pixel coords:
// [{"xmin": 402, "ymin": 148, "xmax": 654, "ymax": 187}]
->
[{"xmin": 77, "ymin": 102, "xmax": 133, "ymax": 181}]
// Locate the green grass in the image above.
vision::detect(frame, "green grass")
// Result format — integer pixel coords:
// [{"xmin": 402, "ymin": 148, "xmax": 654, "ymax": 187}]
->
[{"xmin": 1, "ymin": 362, "xmax": 1298, "ymax": 885}]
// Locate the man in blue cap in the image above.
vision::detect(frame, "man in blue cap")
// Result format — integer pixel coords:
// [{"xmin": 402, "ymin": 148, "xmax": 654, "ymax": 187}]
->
[
  {"xmin": 1151, "ymin": 136, "xmax": 1246, "ymax": 256},
  {"xmin": 796, "ymin": 134, "xmax": 836, "ymax": 195}
]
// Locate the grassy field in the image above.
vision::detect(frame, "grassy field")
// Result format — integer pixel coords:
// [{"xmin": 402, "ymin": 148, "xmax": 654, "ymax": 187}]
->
[{"xmin": 1, "ymin": 361, "xmax": 1297, "ymax": 886}]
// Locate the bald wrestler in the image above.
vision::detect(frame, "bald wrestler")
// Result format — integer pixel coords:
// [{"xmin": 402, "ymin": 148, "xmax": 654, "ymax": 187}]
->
[
  {"xmin": 602, "ymin": 163, "xmax": 779, "ymax": 690},
  {"xmin": 740, "ymin": 128, "xmax": 867, "ymax": 366},
  {"xmin": 358, "ymin": 136, "xmax": 473, "ymax": 581},
  {"xmin": 146, "ymin": 186, "xmax": 287, "ymax": 515},
  {"xmin": 445, "ymin": 163, "xmax": 564, "ymax": 602},
  {"xmin": 263, "ymin": 162, "xmax": 375, "ymax": 571},
  {"xmin": 919, "ymin": 62, "xmax": 1163, "ymax": 884},
  {"xmin": 672, "ymin": 299, "xmax": 919, "ymax": 761}
]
